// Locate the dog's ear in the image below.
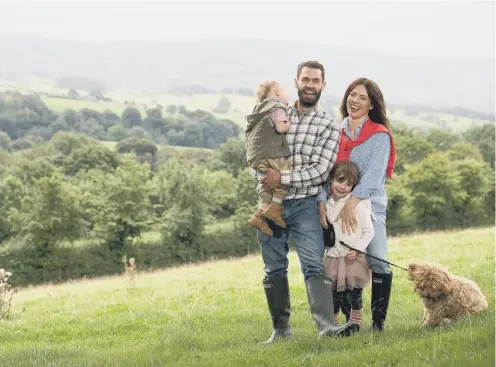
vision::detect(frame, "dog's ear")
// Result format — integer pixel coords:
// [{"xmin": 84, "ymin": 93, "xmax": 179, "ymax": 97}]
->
[
  {"xmin": 408, "ymin": 263, "xmax": 418, "ymax": 277},
  {"xmin": 407, "ymin": 264, "xmax": 418, "ymax": 281},
  {"xmin": 439, "ymin": 270, "xmax": 454, "ymax": 294},
  {"xmin": 442, "ymin": 278, "xmax": 454, "ymax": 293}
]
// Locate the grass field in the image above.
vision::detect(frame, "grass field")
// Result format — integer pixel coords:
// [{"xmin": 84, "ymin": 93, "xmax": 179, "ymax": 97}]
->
[
  {"xmin": 2, "ymin": 78, "xmax": 493, "ymax": 133},
  {"xmin": 0, "ymin": 227, "xmax": 493, "ymax": 366},
  {"xmin": 41, "ymin": 94, "xmax": 249, "ymax": 129},
  {"xmin": 388, "ymin": 110, "xmax": 491, "ymax": 133},
  {"xmin": 42, "ymin": 96, "xmax": 146, "ymax": 115},
  {"xmin": 41, "ymin": 93, "xmax": 493, "ymax": 134}
]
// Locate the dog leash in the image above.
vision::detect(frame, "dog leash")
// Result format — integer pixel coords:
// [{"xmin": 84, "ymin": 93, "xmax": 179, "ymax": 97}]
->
[{"xmin": 339, "ymin": 241, "xmax": 408, "ymax": 272}]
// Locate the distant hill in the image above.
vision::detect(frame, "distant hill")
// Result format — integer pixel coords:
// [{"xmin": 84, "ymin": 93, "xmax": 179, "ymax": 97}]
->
[{"xmin": 0, "ymin": 34, "xmax": 493, "ymax": 114}]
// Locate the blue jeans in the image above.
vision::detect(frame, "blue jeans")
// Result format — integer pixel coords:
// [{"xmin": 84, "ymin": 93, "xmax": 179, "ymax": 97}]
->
[
  {"xmin": 257, "ymin": 195, "xmax": 325, "ymax": 282},
  {"xmin": 367, "ymin": 216, "xmax": 390, "ymax": 274}
]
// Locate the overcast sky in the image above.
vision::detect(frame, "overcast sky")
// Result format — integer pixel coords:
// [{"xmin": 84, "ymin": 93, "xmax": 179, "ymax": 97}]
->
[{"xmin": 0, "ymin": 0, "xmax": 494, "ymax": 60}]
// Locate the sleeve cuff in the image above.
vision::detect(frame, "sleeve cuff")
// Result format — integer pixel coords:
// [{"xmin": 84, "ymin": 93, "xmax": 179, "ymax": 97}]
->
[
  {"xmin": 351, "ymin": 186, "xmax": 368, "ymax": 200},
  {"xmin": 317, "ymin": 190, "xmax": 328, "ymax": 202},
  {"xmin": 280, "ymin": 170, "xmax": 291, "ymax": 186}
]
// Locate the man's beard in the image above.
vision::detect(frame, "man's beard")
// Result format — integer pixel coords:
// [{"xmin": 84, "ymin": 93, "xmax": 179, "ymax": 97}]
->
[{"xmin": 297, "ymin": 87, "xmax": 322, "ymax": 107}]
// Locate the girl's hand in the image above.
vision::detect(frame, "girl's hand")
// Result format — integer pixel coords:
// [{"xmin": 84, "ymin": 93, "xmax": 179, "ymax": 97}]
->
[
  {"xmin": 319, "ymin": 202, "xmax": 328, "ymax": 229},
  {"xmin": 337, "ymin": 196, "xmax": 361, "ymax": 235},
  {"xmin": 347, "ymin": 251, "xmax": 357, "ymax": 261}
]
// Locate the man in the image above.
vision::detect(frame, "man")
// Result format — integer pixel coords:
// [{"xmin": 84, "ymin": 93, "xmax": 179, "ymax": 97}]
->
[{"xmin": 253, "ymin": 60, "xmax": 356, "ymax": 343}]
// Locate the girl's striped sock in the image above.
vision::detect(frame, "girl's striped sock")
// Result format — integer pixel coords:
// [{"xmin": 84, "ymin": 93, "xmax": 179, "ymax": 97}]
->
[
  {"xmin": 334, "ymin": 313, "xmax": 339, "ymax": 324},
  {"xmin": 350, "ymin": 309, "xmax": 362, "ymax": 324}
]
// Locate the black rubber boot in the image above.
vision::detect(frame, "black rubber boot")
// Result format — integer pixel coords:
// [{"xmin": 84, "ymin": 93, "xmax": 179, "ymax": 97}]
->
[
  {"xmin": 371, "ymin": 272, "xmax": 393, "ymax": 332},
  {"xmin": 305, "ymin": 276, "xmax": 357, "ymax": 338},
  {"xmin": 259, "ymin": 277, "xmax": 295, "ymax": 344}
]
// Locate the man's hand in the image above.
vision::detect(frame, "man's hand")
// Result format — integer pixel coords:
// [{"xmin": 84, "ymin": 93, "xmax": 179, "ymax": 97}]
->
[
  {"xmin": 347, "ymin": 250, "xmax": 357, "ymax": 261},
  {"xmin": 260, "ymin": 168, "xmax": 281, "ymax": 190},
  {"xmin": 319, "ymin": 202, "xmax": 328, "ymax": 229}
]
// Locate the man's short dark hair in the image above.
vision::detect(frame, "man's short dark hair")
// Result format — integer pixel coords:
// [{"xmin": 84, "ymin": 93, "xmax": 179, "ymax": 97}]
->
[{"xmin": 296, "ymin": 61, "xmax": 325, "ymax": 81}]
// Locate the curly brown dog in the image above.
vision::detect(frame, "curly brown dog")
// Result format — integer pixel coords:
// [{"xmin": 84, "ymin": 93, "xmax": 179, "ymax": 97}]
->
[{"xmin": 407, "ymin": 262, "xmax": 488, "ymax": 327}]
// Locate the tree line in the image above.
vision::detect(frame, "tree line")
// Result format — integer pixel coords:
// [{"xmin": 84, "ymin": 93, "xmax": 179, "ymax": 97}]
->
[
  {"xmin": 0, "ymin": 92, "xmax": 240, "ymax": 150},
  {"xmin": 0, "ymin": 99, "xmax": 493, "ymax": 286}
]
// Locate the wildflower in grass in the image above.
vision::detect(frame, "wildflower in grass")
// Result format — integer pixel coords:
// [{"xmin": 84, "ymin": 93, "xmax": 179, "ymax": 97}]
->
[{"xmin": 0, "ymin": 268, "xmax": 17, "ymax": 319}]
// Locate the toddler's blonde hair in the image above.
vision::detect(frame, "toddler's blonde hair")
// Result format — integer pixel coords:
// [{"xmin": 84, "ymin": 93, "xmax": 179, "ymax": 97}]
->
[{"xmin": 256, "ymin": 80, "xmax": 280, "ymax": 103}]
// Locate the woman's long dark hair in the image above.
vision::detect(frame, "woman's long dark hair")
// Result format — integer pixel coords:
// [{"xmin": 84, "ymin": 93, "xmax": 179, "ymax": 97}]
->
[{"xmin": 339, "ymin": 78, "xmax": 390, "ymax": 131}]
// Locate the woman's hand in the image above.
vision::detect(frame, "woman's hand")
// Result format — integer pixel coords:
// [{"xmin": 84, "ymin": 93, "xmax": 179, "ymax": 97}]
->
[
  {"xmin": 337, "ymin": 195, "xmax": 361, "ymax": 235},
  {"xmin": 319, "ymin": 201, "xmax": 328, "ymax": 229}
]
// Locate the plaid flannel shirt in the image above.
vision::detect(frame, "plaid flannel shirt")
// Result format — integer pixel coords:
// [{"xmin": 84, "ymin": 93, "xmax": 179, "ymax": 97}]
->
[{"xmin": 252, "ymin": 102, "xmax": 340, "ymax": 200}]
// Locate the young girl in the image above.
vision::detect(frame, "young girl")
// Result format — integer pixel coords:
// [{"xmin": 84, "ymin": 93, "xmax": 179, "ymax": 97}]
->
[
  {"xmin": 321, "ymin": 160, "xmax": 374, "ymax": 334},
  {"xmin": 245, "ymin": 80, "xmax": 291, "ymax": 236}
]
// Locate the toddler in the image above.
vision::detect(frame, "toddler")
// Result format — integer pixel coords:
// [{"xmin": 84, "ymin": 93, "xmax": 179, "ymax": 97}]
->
[{"xmin": 245, "ymin": 80, "xmax": 291, "ymax": 236}]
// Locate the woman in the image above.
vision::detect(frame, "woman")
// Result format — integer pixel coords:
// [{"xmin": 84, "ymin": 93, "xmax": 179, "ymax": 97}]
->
[{"xmin": 318, "ymin": 77, "xmax": 396, "ymax": 332}]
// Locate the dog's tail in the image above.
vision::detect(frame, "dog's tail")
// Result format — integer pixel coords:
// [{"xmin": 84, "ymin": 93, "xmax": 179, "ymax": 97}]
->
[
  {"xmin": 470, "ymin": 283, "xmax": 489, "ymax": 312},
  {"xmin": 474, "ymin": 294, "xmax": 489, "ymax": 312}
]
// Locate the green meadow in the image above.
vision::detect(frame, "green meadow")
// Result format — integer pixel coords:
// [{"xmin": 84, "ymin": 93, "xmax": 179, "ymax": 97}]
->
[{"xmin": 0, "ymin": 227, "xmax": 493, "ymax": 366}]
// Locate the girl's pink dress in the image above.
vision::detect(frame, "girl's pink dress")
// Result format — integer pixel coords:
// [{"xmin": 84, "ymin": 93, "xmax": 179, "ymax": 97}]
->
[{"xmin": 324, "ymin": 194, "xmax": 374, "ymax": 292}]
